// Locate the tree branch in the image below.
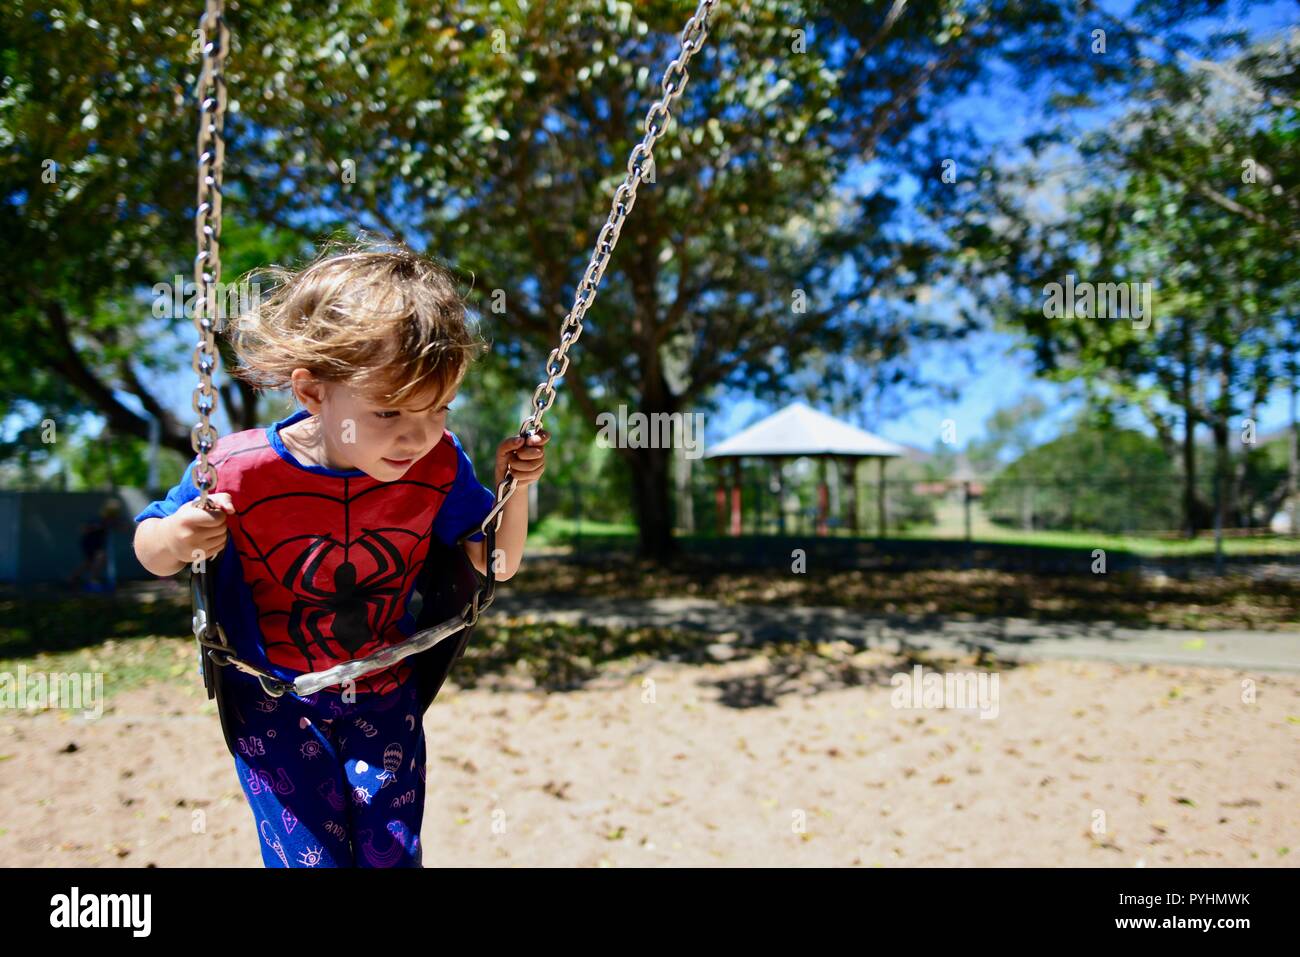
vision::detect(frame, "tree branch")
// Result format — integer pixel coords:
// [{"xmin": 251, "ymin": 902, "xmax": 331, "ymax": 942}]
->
[{"xmin": 42, "ymin": 300, "xmax": 185, "ymax": 452}]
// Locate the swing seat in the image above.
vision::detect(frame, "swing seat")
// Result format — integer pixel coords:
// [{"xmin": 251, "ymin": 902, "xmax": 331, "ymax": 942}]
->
[
  {"xmin": 408, "ymin": 533, "xmax": 484, "ymax": 715},
  {"xmin": 198, "ymin": 533, "xmax": 485, "ymax": 761},
  {"xmin": 185, "ymin": 0, "xmax": 715, "ymax": 764}
]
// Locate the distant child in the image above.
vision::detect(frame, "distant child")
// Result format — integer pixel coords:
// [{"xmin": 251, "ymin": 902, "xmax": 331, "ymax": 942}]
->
[
  {"xmin": 132, "ymin": 241, "xmax": 548, "ymax": 867},
  {"xmin": 69, "ymin": 511, "xmax": 109, "ymax": 592}
]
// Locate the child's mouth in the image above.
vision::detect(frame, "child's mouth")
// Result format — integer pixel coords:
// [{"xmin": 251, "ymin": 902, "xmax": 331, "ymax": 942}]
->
[{"xmin": 383, "ymin": 456, "xmax": 414, "ymax": 467}]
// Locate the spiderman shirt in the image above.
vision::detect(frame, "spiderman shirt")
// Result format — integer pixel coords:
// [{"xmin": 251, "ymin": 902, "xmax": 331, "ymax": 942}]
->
[{"xmin": 134, "ymin": 408, "xmax": 496, "ymax": 697}]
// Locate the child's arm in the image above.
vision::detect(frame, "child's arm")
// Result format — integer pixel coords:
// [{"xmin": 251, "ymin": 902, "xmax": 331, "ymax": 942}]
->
[
  {"xmin": 134, "ymin": 516, "xmax": 188, "ymax": 577},
  {"xmin": 133, "ymin": 494, "xmax": 237, "ymax": 578},
  {"xmin": 464, "ymin": 431, "xmax": 549, "ymax": 581}
]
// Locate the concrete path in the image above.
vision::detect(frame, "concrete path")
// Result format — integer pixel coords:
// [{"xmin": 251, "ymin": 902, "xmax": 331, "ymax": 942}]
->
[{"xmin": 487, "ymin": 593, "xmax": 1300, "ymax": 673}]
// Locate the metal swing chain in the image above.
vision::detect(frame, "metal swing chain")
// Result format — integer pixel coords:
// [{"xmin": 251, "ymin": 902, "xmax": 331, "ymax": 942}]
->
[
  {"xmin": 189, "ymin": 0, "xmax": 274, "ymax": 690},
  {"xmin": 469, "ymin": 0, "xmax": 720, "ymax": 549},
  {"xmin": 184, "ymin": 0, "xmax": 721, "ymax": 696},
  {"xmin": 190, "ymin": 0, "xmax": 229, "ymax": 511},
  {"xmin": 451, "ymin": 0, "xmax": 720, "ymax": 635}
]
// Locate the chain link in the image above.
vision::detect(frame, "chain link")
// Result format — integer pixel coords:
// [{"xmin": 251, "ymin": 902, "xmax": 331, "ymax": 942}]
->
[
  {"xmin": 190, "ymin": 0, "xmax": 229, "ymax": 510},
  {"xmin": 474, "ymin": 0, "xmax": 719, "ymax": 541}
]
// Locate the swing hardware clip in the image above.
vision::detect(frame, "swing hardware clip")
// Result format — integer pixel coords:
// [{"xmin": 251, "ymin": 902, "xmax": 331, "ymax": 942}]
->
[
  {"xmin": 192, "ymin": 566, "xmax": 296, "ymax": 698},
  {"xmin": 199, "ymin": 639, "xmax": 293, "ymax": 698}
]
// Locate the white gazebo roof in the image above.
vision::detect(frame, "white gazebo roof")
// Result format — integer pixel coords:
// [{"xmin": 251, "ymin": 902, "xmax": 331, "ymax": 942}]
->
[{"xmin": 705, "ymin": 402, "xmax": 907, "ymax": 459}]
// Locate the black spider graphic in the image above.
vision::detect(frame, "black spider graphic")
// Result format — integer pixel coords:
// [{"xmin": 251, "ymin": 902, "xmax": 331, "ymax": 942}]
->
[{"xmin": 280, "ymin": 528, "xmax": 409, "ymax": 665}]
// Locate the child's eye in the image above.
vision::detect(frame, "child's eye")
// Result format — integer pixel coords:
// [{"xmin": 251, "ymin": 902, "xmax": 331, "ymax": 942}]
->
[{"xmin": 373, "ymin": 406, "xmax": 448, "ymax": 419}]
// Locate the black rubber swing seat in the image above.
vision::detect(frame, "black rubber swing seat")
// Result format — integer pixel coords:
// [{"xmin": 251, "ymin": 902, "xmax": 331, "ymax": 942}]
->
[{"xmin": 201, "ymin": 532, "xmax": 485, "ymax": 762}]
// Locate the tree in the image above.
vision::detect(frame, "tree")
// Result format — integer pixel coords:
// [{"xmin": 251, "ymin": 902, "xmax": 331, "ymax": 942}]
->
[
  {"xmin": 943, "ymin": 25, "xmax": 1298, "ymax": 536},
  {"xmin": 2, "ymin": 0, "xmax": 1258, "ymax": 559},
  {"xmin": 984, "ymin": 417, "xmax": 1181, "ymax": 533},
  {"xmin": 966, "ymin": 395, "xmax": 1050, "ymax": 476}
]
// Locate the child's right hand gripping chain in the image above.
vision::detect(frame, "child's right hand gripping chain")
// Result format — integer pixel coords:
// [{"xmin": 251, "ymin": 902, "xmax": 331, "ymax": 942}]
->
[{"xmin": 165, "ymin": 493, "xmax": 237, "ymax": 568}]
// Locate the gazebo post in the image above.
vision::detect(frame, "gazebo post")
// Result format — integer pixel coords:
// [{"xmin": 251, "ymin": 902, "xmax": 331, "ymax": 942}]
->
[
  {"xmin": 730, "ymin": 458, "xmax": 743, "ymax": 536},
  {"xmin": 714, "ymin": 462, "xmax": 727, "ymax": 535},
  {"xmin": 772, "ymin": 458, "xmax": 785, "ymax": 536},
  {"xmin": 841, "ymin": 457, "xmax": 859, "ymax": 535},
  {"xmin": 816, "ymin": 457, "xmax": 829, "ymax": 536},
  {"xmin": 877, "ymin": 456, "xmax": 888, "ymax": 538}
]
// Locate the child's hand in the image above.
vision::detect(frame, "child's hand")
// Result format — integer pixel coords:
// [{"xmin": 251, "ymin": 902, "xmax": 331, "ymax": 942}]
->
[
  {"xmin": 495, "ymin": 430, "xmax": 549, "ymax": 488},
  {"xmin": 165, "ymin": 492, "xmax": 236, "ymax": 566}
]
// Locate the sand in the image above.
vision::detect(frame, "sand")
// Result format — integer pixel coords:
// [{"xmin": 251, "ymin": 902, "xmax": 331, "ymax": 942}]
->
[{"xmin": 2, "ymin": 647, "xmax": 1296, "ymax": 867}]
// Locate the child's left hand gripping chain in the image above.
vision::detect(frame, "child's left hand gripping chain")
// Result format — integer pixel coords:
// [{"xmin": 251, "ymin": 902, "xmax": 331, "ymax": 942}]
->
[{"xmin": 495, "ymin": 429, "xmax": 549, "ymax": 488}]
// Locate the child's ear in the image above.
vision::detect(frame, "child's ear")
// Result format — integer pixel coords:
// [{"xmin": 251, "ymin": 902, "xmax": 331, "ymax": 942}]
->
[{"xmin": 290, "ymin": 369, "xmax": 327, "ymax": 412}]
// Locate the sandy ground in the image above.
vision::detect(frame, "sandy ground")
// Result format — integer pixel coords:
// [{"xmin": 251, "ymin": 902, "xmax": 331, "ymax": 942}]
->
[{"xmin": 2, "ymin": 647, "xmax": 1297, "ymax": 867}]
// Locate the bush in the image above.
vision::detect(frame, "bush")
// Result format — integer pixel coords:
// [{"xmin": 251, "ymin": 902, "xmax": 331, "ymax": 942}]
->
[{"xmin": 984, "ymin": 426, "xmax": 1181, "ymax": 533}]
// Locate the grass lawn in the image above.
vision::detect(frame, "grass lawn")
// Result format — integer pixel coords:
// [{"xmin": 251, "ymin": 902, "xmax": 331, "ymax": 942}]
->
[
  {"xmin": 532, "ymin": 513, "xmax": 1300, "ymax": 558},
  {"xmin": 883, "ymin": 527, "xmax": 1300, "ymax": 556},
  {"xmin": 528, "ymin": 513, "xmax": 639, "ymax": 546}
]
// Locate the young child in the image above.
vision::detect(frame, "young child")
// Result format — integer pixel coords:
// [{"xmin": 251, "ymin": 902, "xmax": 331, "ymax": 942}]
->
[{"xmin": 132, "ymin": 242, "xmax": 548, "ymax": 867}]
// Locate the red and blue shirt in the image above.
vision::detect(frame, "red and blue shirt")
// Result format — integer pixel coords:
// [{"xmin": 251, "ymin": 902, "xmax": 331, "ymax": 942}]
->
[{"xmin": 134, "ymin": 408, "xmax": 496, "ymax": 696}]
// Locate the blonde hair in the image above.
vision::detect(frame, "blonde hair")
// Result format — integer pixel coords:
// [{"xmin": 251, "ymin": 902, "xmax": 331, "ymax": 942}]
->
[{"xmin": 229, "ymin": 236, "xmax": 488, "ymax": 408}]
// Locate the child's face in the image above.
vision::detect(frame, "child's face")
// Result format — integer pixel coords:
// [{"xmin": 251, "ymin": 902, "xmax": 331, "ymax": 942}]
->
[{"xmin": 306, "ymin": 376, "xmax": 457, "ymax": 480}]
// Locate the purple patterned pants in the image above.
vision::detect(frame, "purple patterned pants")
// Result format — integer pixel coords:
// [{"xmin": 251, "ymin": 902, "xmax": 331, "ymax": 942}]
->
[{"xmin": 223, "ymin": 669, "xmax": 428, "ymax": 867}]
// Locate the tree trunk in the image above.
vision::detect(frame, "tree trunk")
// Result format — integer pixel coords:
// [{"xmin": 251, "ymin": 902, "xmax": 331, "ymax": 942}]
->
[
  {"xmin": 675, "ymin": 445, "xmax": 694, "ymax": 534},
  {"xmin": 1220, "ymin": 345, "xmax": 1239, "ymax": 530},
  {"xmin": 1181, "ymin": 318, "xmax": 1199, "ymax": 538},
  {"xmin": 1213, "ymin": 346, "xmax": 1231, "ymax": 572},
  {"xmin": 629, "ymin": 443, "xmax": 678, "ymax": 561},
  {"xmin": 1233, "ymin": 399, "xmax": 1258, "ymax": 529},
  {"xmin": 1289, "ymin": 377, "xmax": 1298, "ymax": 536},
  {"xmin": 1213, "ymin": 419, "xmax": 1227, "ymax": 572},
  {"xmin": 1182, "ymin": 408, "xmax": 1198, "ymax": 537}
]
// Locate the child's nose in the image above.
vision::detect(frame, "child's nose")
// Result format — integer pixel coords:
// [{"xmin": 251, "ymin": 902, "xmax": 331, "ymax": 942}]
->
[{"xmin": 401, "ymin": 420, "xmax": 441, "ymax": 451}]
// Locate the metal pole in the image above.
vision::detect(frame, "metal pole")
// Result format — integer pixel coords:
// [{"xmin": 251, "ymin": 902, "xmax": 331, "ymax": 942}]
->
[
  {"xmin": 574, "ymin": 481, "xmax": 582, "ymax": 551},
  {"xmin": 1214, "ymin": 459, "xmax": 1224, "ymax": 575},
  {"xmin": 1290, "ymin": 378, "xmax": 1298, "ymax": 537}
]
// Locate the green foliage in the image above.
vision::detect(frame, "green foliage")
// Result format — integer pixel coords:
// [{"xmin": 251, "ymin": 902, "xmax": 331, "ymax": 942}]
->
[
  {"xmin": 1237, "ymin": 430, "xmax": 1292, "ymax": 527},
  {"xmin": 2, "ymin": 0, "xmax": 1274, "ymax": 556},
  {"xmin": 451, "ymin": 359, "xmax": 633, "ymax": 523},
  {"xmin": 944, "ymin": 25, "xmax": 1297, "ymax": 532},
  {"xmin": 984, "ymin": 422, "xmax": 1181, "ymax": 533},
  {"xmin": 966, "ymin": 395, "xmax": 1050, "ymax": 476}
]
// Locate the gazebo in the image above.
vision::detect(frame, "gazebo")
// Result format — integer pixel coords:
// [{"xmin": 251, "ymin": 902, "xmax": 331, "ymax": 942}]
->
[{"xmin": 704, "ymin": 402, "xmax": 907, "ymax": 536}]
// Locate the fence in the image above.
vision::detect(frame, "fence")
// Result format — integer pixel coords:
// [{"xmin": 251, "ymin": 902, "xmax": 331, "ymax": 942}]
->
[
  {"xmin": 536, "ymin": 473, "xmax": 1290, "ymax": 543},
  {"xmin": 2, "ymin": 473, "xmax": 1292, "ymax": 585},
  {"xmin": 0, "ymin": 489, "xmax": 153, "ymax": 585}
]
